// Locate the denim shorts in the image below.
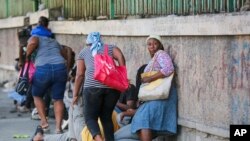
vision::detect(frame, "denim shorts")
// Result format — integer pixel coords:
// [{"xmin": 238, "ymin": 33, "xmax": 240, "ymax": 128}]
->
[{"xmin": 32, "ymin": 64, "xmax": 67, "ymax": 100}]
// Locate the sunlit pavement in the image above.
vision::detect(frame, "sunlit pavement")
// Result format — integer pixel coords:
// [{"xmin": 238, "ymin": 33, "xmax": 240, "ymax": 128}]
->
[{"xmin": 0, "ymin": 88, "xmax": 56, "ymax": 141}]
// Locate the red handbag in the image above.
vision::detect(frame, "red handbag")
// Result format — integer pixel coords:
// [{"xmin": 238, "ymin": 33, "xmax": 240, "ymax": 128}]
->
[{"xmin": 94, "ymin": 45, "xmax": 129, "ymax": 92}]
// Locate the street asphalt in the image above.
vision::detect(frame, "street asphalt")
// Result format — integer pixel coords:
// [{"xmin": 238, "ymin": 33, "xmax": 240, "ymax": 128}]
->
[{"xmin": 0, "ymin": 87, "xmax": 56, "ymax": 141}]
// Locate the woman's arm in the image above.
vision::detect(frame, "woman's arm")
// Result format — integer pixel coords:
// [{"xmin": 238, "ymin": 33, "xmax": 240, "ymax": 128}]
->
[
  {"xmin": 18, "ymin": 45, "xmax": 24, "ymax": 69},
  {"xmin": 60, "ymin": 45, "xmax": 73, "ymax": 73},
  {"xmin": 26, "ymin": 37, "xmax": 39, "ymax": 59},
  {"xmin": 116, "ymin": 102, "xmax": 129, "ymax": 111},
  {"xmin": 112, "ymin": 47, "xmax": 126, "ymax": 66},
  {"xmin": 141, "ymin": 71, "xmax": 166, "ymax": 83},
  {"xmin": 120, "ymin": 108, "xmax": 137, "ymax": 121},
  {"xmin": 157, "ymin": 51, "xmax": 174, "ymax": 76},
  {"xmin": 142, "ymin": 51, "xmax": 174, "ymax": 83},
  {"xmin": 72, "ymin": 59, "xmax": 85, "ymax": 105}
]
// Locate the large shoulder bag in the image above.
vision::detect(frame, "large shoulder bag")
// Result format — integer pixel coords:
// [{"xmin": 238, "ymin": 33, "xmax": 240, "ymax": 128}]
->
[
  {"xmin": 94, "ymin": 45, "xmax": 129, "ymax": 92},
  {"xmin": 138, "ymin": 53, "xmax": 174, "ymax": 101},
  {"xmin": 15, "ymin": 59, "xmax": 32, "ymax": 96}
]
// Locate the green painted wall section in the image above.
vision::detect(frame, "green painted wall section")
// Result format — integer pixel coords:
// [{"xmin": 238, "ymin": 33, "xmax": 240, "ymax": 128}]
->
[
  {"xmin": 0, "ymin": 0, "xmax": 248, "ymax": 19},
  {"xmin": 0, "ymin": 0, "xmax": 34, "ymax": 18}
]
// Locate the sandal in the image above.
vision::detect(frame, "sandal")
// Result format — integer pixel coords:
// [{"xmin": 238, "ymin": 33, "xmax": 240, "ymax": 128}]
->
[
  {"xmin": 55, "ymin": 129, "xmax": 63, "ymax": 134},
  {"xmin": 36, "ymin": 125, "xmax": 44, "ymax": 135},
  {"xmin": 41, "ymin": 125, "xmax": 50, "ymax": 133}
]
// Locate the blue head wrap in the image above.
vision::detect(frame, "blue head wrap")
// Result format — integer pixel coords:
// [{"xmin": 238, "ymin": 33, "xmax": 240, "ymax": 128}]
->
[
  {"xmin": 31, "ymin": 25, "xmax": 52, "ymax": 37},
  {"xmin": 86, "ymin": 32, "xmax": 103, "ymax": 56}
]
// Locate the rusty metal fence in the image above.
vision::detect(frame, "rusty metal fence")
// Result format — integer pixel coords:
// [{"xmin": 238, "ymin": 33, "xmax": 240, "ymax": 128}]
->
[
  {"xmin": 0, "ymin": 0, "xmax": 34, "ymax": 19},
  {"xmin": 0, "ymin": 0, "xmax": 248, "ymax": 19},
  {"xmin": 112, "ymin": 0, "xmax": 246, "ymax": 16}
]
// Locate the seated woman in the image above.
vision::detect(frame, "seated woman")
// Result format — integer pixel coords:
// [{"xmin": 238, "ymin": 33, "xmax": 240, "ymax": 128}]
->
[{"xmin": 115, "ymin": 35, "xmax": 178, "ymax": 141}]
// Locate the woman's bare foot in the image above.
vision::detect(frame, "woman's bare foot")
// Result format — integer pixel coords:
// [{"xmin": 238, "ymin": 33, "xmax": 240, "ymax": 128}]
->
[
  {"xmin": 32, "ymin": 125, "xmax": 44, "ymax": 141},
  {"xmin": 94, "ymin": 134, "xmax": 103, "ymax": 141},
  {"xmin": 33, "ymin": 132, "xmax": 44, "ymax": 141}
]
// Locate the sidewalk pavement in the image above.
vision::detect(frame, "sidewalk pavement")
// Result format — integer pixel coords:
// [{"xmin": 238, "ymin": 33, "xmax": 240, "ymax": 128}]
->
[{"xmin": 0, "ymin": 88, "xmax": 56, "ymax": 141}]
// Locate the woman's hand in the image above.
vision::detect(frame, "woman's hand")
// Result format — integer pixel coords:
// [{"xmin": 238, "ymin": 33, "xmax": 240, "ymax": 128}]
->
[
  {"xmin": 18, "ymin": 61, "xmax": 23, "ymax": 70},
  {"xmin": 141, "ymin": 76, "xmax": 153, "ymax": 83},
  {"xmin": 71, "ymin": 96, "xmax": 78, "ymax": 107},
  {"xmin": 127, "ymin": 108, "xmax": 136, "ymax": 115},
  {"xmin": 120, "ymin": 108, "xmax": 136, "ymax": 121},
  {"xmin": 113, "ymin": 47, "xmax": 126, "ymax": 66}
]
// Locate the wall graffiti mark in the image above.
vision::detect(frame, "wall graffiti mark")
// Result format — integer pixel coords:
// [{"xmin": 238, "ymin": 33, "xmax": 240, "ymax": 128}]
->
[
  {"xmin": 230, "ymin": 91, "xmax": 250, "ymax": 124},
  {"xmin": 221, "ymin": 41, "xmax": 250, "ymax": 90}
]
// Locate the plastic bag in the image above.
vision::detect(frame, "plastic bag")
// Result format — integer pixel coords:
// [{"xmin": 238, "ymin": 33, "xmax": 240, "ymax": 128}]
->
[{"xmin": 8, "ymin": 90, "xmax": 27, "ymax": 104}]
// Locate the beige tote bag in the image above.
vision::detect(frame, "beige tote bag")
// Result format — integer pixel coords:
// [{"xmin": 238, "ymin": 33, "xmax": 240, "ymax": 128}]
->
[{"xmin": 138, "ymin": 52, "xmax": 174, "ymax": 101}]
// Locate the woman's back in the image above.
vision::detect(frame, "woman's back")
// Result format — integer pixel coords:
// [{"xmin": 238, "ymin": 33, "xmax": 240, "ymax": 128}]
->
[
  {"xmin": 78, "ymin": 45, "xmax": 115, "ymax": 88},
  {"xmin": 34, "ymin": 36, "xmax": 65, "ymax": 66}
]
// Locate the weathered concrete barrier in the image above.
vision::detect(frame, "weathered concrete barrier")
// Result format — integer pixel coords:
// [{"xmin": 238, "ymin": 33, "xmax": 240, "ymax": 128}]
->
[{"xmin": 1, "ymin": 11, "xmax": 250, "ymax": 141}]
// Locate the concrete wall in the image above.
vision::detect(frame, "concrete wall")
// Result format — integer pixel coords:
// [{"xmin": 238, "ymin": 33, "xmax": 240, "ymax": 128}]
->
[
  {"xmin": 0, "ymin": 28, "xmax": 19, "ymax": 64},
  {"xmin": 0, "ymin": 11, "xmax": 250, "ymax": 141},
  {"xmin": 55, "ymin": 35, "xmax": 250, "ymax": 141}
]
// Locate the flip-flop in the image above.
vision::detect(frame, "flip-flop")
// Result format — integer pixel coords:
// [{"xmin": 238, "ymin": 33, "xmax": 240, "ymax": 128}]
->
[
  {"xmin": 55, "ymin": 129, "xmax": 63, "ymax": 134},
  {"xmin": 36, "ymin": 125, "xmax": 44, "ymax": 135},
  {"xmin": 41, "ymin": 125, "xmax": 50, "ymax": 133}
]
